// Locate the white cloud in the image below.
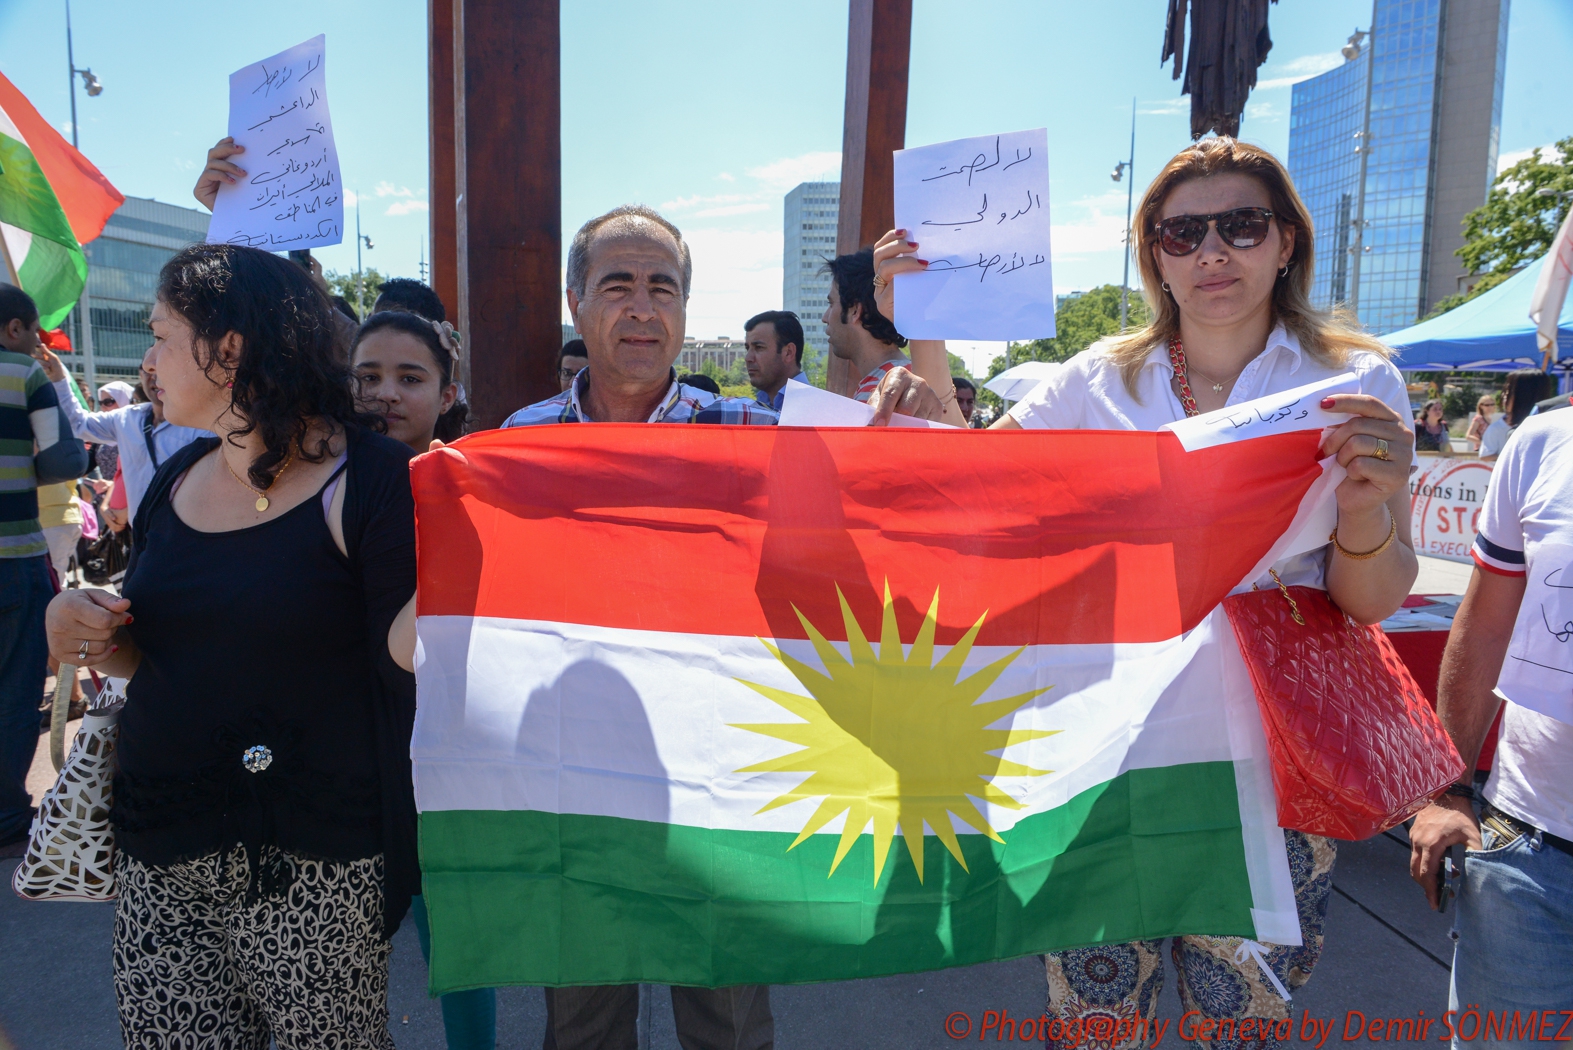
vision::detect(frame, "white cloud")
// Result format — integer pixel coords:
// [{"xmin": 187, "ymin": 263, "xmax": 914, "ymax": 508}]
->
[
  {"xmin": 344, "ymin": 189, "xmax": 359, "ymax": 206},
  {"xmin": 681, "ymin": 226, "xmax": 784, "ymax": 339},
  {"xmin": 1050, "ymin": 190, "xmax": 1135, "ymax": 257},
  {"xmin": 717, "ymin": 172, "xmax": 736, "ymax": 183},
  {"xmin": 661, "ymin": 193, "xmax": 756, "ymax": 211},
  {"xmin": 745, "ymin": 151, "xmax": 843, "ymax": 191},
  {"xmin": 373, "ymin": 181, "xmax": 418, "ymax": 198},
  {"xmin": 1256, "ymin": 51, "xmax": 1344, "ymax": 91},
  {"xmin": 1245, "ymin": 99, "xmax": 1282, "ymax": 121},
  {"xmin": 1138, "ymin": 98, "xmax": 1189, "ymax": 116},
  {"xmin": 385, "ymin": 199, "xmax": 429, "ymax": 217},
  {"xmin": 693, "ymin": 202, "xmax": 769, "ymax": 218},
  {"xmin": 1497, "ymin": 142, "xmax": 1559, "ymax": 174}
]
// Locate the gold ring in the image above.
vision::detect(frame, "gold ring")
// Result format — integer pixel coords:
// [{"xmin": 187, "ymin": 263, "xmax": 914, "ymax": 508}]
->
[
  {"xmin": 77, "ymin": 641, "xmax": 90, "ymax": 661},
  {"xmin": 1373, "ymin": 438, "xmax": 1391, "ymax": 461},
  {"xmin": 873, "ymin": 274, "xmax": 889, "ymax": 289}
]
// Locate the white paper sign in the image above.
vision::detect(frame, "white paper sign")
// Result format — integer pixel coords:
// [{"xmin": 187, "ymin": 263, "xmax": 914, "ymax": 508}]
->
[
  {"xmin": 1499, "ymin": 541, "xmax": 1573, "ymax": 723},
  {"xmin": 777, "ymin": 379, "xmax": 956, "ymax": 429},
  {"xmin": 206, "ymin": 35, "xmax": 344, "ymax": 250},
  {"xmin": 1160, "ymin": 373, "xmax": 1359, "ymax": 452},
  {"xmin": 892, "ymin": 128, "xmax": 1054, "ymax": 341}
]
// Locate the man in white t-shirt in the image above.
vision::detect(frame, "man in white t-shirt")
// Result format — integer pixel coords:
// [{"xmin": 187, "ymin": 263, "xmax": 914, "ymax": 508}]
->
[{"xmin": 1410, "ymin": 407, "xmax": 1573, "ymax": 1040}]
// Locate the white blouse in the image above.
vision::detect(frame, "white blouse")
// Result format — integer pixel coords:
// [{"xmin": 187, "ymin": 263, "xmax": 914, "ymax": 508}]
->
[{"xmin": 1007, "ymin": 325, "xmax": 1411, "ymax": 590}]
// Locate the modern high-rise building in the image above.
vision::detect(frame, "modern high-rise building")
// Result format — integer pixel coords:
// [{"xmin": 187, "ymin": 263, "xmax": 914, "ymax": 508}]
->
[
  {"xmin": 1287, "ymin": 0, "xmax": 1510, "ymax": 333},
  {"xmin": 66, "ymin": 196, "xmax": 210, "ymax": 386},
  {"xmin": 782, "ymin": 181, "xmax": 840, "ymax": 353}
]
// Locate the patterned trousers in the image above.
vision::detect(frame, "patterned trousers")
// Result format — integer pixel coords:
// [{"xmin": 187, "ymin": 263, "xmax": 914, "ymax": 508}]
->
[
  {"xmin": 1043, "ymin": 830, "xmax": 1337, "ymax": 1050},
  {"xmin": 113, "ymin": 846, "xmax": 396, "ymax": 1050}
]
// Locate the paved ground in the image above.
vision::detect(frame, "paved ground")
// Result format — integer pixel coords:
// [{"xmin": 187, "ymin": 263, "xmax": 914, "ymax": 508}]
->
[{"xmin": 0, "ymin": 558, "xmax": 1471, "ymax": 1048}]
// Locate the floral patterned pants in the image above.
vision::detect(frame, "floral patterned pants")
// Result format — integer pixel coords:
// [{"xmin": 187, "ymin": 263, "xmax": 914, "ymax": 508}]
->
[{"xmin": 1042, "ymin": 830, "xmax": 1337, "ymax": 1050}]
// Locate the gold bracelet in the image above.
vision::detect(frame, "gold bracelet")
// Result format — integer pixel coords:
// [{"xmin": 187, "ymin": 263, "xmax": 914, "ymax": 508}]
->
[{"xmin": 1329, "ymin": 513, "xmax": 1397, "ymax": 560}]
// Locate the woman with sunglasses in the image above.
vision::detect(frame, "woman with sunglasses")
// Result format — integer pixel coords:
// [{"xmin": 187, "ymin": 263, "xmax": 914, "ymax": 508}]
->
[{"xmin": 883, "ymin": 138, "xmax": 1416, "ymax": 1046}]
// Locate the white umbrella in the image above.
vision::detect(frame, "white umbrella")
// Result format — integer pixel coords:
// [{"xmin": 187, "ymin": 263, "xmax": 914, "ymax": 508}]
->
[{"xmin": 984, "ymin": 361, "xmax": 1063, "ymax": 403}]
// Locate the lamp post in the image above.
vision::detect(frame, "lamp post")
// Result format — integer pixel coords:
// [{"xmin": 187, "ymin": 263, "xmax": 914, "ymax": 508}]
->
[
  {"xmin": 65, "ymin": 0, "xmax": 102, "ymax": 396},
  {"xmin": 1344, "ymin": 27, "xmax": 1373, "ymax": 322},
  {"xmin": 354, "ymin": 198, "xmax": 375, "ymax": 316},
  {"xmin": 1111, "ymin": 98, "xmax": 1137, "ymax": 330}
]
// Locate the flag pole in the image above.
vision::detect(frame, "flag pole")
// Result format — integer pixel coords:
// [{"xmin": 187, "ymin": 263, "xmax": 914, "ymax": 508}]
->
[{"xmin": 0, "ymin": 229, "xmax": 20, "ymax": 287}]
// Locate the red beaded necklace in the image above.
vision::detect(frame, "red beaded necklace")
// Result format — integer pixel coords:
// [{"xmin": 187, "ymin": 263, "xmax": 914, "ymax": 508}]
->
[{"xmin": 1167, "ymin": 337, "xmax": 1201, "ymax": 418}]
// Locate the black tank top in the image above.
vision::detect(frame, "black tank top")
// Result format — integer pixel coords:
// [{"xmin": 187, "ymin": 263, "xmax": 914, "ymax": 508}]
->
[{"xmin": 114, "ymin": 439, "xmax": 382, "ymax": 880}]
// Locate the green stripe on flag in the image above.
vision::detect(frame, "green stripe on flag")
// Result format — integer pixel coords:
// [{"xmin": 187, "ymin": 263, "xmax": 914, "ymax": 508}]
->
[
  {"xmin": 419, "ymin": 761, "xmax": 1254, "ymax": 993},
  {"xmin": 0, "ymin": 132, "xmax": 86, "ymax": 329}
]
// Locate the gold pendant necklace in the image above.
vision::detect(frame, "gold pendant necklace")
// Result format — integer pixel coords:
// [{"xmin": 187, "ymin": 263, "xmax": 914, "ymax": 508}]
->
[{"xmin": 224, "ymin": 450, "xmax": 294, "ymax": 512}]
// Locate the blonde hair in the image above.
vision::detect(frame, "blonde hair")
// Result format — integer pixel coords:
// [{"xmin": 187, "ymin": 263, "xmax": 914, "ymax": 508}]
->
[{"xmin": 1105, "ymin": 137, "xmax": 1389, "ymax": 398}]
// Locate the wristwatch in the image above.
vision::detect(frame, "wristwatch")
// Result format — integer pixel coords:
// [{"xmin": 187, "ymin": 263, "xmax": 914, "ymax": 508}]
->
[{"xmin": 1432, "ymin": 781, "xmax": 1476, "ymax": 805}]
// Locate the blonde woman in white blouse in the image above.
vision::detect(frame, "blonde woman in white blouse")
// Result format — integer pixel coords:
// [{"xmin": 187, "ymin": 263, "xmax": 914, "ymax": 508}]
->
[{"xmin": 875, "ymin": 138, "xmax": 1417, "ymax": 1048}]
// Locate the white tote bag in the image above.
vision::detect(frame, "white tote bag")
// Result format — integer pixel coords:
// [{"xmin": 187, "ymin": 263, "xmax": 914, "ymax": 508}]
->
[{"xmin": 11, "ymin": 677, "xmax": 127, "ymax": 902}]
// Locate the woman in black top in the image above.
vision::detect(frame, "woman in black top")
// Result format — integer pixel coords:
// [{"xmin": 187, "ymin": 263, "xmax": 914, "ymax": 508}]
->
[{"xmin": 45, "ymin": 244, "xmax": 416, "ymax": 1050}]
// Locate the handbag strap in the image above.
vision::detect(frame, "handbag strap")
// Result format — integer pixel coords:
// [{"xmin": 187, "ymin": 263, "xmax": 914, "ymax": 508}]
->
[
  {"xmin": 49, "ymin": 664, "xmax": 73, "ymax": 772},
  {"xmin": 1266, "ymin": 569, "xmax": 1306, "ymax": 626}
]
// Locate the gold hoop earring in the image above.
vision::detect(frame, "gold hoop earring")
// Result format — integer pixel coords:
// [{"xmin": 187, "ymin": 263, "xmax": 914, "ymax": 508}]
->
[{"xmin": 1161, "ymin": 282, "xmax": 1171, "ymax": 293}]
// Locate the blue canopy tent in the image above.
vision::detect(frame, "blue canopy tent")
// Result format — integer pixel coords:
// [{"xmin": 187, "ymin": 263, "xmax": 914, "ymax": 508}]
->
[{"xmin": 1381, "ymin": 255, "xmax": 1573, "ymax": 374}]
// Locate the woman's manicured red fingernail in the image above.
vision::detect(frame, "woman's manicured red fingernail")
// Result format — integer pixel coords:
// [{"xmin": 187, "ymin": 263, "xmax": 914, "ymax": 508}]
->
[
  {"xmin": 918, "ymin": 259, "xmax": 929, "ymax": 266},
  {"xmin": 124, "ymin": 615, "xmax": 134, "ymax": 624},
  {"xmin": 1320, "ymin": 398, "xmax": 1335, "ymax": 409},
  {"xmin": 110, "ymin": 645, "xmax": 119, "ymax": 653}
]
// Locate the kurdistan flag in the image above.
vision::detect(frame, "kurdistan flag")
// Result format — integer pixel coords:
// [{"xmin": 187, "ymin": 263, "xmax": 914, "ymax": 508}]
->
[
  {"xmin": 0, "ymin": 71, "xmax": 122, "ymax": 329},
  {"xmin": 411, "ymin": 413, "xmax": 1342, "ymax": 993}
]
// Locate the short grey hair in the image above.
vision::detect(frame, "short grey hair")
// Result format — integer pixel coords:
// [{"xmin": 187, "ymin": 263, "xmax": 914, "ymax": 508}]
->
[{"xmin": 565, "ymin": 205, "xmax": 692, "ymax": 300}]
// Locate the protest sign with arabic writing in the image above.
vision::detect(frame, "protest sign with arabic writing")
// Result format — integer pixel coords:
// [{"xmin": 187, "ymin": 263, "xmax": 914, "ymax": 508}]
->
[
  {"xmin": 206, "ymin": 35, "xmax": 343, "ymax": 250},
  {"xmin": 892, "ymin": 128, "xmax": 1054, "ymax": 341}
]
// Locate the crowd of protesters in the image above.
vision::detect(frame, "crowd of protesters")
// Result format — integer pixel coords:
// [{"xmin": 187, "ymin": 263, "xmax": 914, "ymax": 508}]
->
[{"xmin": 0, "ymin": 128, "xmax": 1567, "ymax": 1050}]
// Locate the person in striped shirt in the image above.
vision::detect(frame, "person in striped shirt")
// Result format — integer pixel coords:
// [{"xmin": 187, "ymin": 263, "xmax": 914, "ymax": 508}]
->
[
  {"xmin": 821, "ymin": 248, "xmax": 912, "ymax": 402},
  {"xmin": 0, "ymin": 284, "xmax": 88, "ymax": 849}
]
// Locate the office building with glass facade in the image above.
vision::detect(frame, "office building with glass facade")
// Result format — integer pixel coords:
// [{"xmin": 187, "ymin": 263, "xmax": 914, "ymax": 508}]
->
[
  {"xmin": 1288, "ymin": 0, "xmax": 1509, "ymax": 334},
  {"xmin": 67, "ymin": 196, "xmax": 210, "ymax": 387},
  {"xmin": 782, "ymin": 181, "xmax": 840, "ymax": 353}
]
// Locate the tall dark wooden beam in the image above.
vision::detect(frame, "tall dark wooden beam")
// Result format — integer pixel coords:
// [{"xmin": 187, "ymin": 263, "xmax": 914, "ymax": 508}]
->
[
  {"xmin": 453, "ymin": 0, "xmax": 561, "ymax": 428},
  {"xmin": 831, "ymin": 0, "xmax": 913, "ymax": 395},
  {"xmin": 427, "ymin": 0, "xmax": 459, "ymax": 333}
]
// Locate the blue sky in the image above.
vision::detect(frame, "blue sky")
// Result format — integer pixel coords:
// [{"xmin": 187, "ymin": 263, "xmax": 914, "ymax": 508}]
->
[{"xmin": 2, "ymin": 0, "xmax": 1568, "ymax": 373}]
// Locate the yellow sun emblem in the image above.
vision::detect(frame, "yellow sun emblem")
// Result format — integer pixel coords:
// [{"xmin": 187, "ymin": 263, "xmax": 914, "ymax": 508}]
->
[{"xmin": 732, "ymin": 582, "xmax": 1057, "ymax": 884}]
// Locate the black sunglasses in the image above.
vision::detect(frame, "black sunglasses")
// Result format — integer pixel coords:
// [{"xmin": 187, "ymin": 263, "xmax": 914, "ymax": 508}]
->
[{"xmin": 1154, "ymin": 207, "xmax": 1275, "ymax": 257}]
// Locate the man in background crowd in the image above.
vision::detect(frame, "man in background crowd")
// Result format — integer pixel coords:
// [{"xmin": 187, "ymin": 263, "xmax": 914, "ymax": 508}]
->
[
  {"xmin": 374, "ymin": 277, "xmax": 448, "ymax": 322},
  {"xmin": 0, "ymin": 285, "xmax": 88, "ymax": 852},
  {"xmin": 952, "ymin": 376, "xmax": 977, "ymax": 424},
  {"xmin": 1410, "ymin": 402, "xmax": 1573, "ymax": 1026},
  {"xmin": 1480, "ymin": 370, "xmax": 1555, "ymax": 460},
  {"xmin": 36, "ymin": 343, "xmax": 208, "ymax": 521},
  {"xmin": 743, "ymin": 310, "xmax": 804, "ymax": 411},
  {"xmin": 822, "ymin": 249, "xmax": 910, "ymax": 401},
  {"xmin": 558, "ymin": 338, "xmax": 589, "ymax": 394}
]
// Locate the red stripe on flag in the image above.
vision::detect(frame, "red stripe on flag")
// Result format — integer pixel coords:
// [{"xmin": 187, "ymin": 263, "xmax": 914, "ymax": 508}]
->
[
  {"xmin": 0, "ymin": 71, "xmax": 124, "ymax": 245},
  {"xmin": 412, "ymin": 426, "xmax": 1325, "ymax": 646}
]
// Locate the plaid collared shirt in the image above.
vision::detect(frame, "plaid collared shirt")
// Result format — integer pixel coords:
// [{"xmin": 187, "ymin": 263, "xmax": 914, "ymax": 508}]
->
[
  {"xmin": 853, "ymin": 357, "xmax": 911, "ymax": 403},
  {"xmin": 501, "ymin": 369, "xmax": 779, "ymax": 428}
]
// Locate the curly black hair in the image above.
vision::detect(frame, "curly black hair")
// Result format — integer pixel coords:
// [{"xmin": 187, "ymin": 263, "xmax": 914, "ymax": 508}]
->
[
  {"xmin": 157, "ymin": 243, "xmax": 384, "ymax": 489},
  {"xmin": 351, "ymin": 310, "xmax": 470, "ymax": 442},
  {"xmin": 823, "ymin": 248, "xmax": 906, "ymax": 349}
]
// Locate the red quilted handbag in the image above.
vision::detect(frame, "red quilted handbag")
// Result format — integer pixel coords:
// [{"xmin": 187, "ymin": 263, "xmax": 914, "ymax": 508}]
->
[{"xmin": 1222, "ymin": 581, "xmax": 1465, "ymax": 840}]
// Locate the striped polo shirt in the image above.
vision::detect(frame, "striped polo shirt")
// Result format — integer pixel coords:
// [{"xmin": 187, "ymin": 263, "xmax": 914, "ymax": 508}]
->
[{"xmin": 0, "ymin": 350, "xmax": 59, "ymax": 559}]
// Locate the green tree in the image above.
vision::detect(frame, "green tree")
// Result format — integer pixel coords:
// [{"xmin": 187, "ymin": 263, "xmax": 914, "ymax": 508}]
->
[
  {"xmin": 323, "ymin": 267, "xmax": 388, "ymax": 320},
  {"xmin": 1427, "ymin": 137, "xmax": 1573, "ymax": 318},
  {"xmin": 801, "ymin": 344, "xmax": 827, "ymax": 389},
  {"xmin": 976, "ymin": 284, "xmax": 1151, "ymax": 415}
]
